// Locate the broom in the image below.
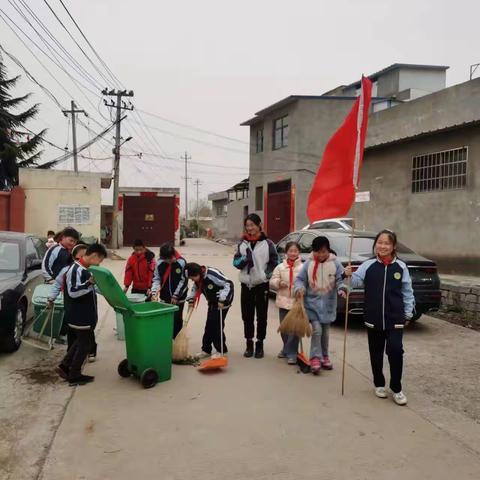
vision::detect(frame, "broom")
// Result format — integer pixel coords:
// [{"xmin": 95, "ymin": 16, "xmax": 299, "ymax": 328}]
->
[
  {"xmin": 278, "ymin": 293, "xmax": 312, "ymax": 338},
  {"xmin": 172, "ymin": 307, "xmax": 194, "ymax": 362},
  {"xmin": 22, "ymin": 307, "xmax": 55, "ymax": 351}
]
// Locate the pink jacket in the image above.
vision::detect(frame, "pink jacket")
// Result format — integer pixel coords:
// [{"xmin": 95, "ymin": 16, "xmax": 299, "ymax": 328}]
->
[{"xmin": 269, "ymin": 257, "xmax": 303, "ymax": 310}]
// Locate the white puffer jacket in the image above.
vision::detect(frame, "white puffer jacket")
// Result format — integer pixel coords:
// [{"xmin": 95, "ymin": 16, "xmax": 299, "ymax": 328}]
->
[{"xmin": 269, "ymin": 257, "xmax": 303, "ymax": 310}]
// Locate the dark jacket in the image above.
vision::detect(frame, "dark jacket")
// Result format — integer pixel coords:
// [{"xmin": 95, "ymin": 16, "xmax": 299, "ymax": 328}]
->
[
  {"xmin": 42, "ymin": 244, "xmax": 72, "ymax": 282},
  {"xmin": 151, "ymin": 256, "xmax": 188, "ymax": 303},
  {"xmin": 124, "ymin": 250, "xmax": 156, "ymax": 291},
  {"xmin": 351, "ymin": 257, "xmax": 415, "ymax": 330},
  {"xmin": 187, "ymin": 267, "xmax": 234, "ymax": 307},
  {"xmin": 63, "ymin": 262, "xmax": 97, "ymax": 328}
]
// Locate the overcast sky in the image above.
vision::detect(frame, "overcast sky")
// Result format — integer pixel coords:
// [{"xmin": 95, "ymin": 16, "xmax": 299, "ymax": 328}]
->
[{"xmin": 1, "ymin": 0, "xmax": 479, "ymax": 204}]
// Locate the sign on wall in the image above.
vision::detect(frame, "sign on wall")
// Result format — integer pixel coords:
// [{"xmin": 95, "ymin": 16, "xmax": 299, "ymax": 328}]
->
[{"xmin": 355, "ymin": 191, "xmax": 370, "ymax": 203}]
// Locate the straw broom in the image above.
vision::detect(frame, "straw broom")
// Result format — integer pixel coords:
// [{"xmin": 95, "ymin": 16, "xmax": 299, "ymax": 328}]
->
[
  {"xmin": 172, "ymin": 308, "xmax": 194, "ymax": 362},
  {"xmin": 278, "ymin": 293, "xmax": 312, "ymax": 338}
]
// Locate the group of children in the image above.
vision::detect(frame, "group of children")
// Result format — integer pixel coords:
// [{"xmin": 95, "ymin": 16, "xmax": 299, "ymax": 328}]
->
[{"xmin": 41, "ymin": 215, "xmax": 414, "ymax": 405}]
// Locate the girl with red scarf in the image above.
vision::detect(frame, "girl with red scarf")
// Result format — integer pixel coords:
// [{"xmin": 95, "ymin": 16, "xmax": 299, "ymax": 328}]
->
[
  {"xmin": 270, "ymin": 241, "xmax": 303, "ymax": 365},
  {"xmin": 294, "ymin": 236, "xmax": 347, "ymax": 375}
]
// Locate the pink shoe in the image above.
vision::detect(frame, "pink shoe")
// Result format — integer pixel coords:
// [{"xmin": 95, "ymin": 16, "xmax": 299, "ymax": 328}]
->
[
  {"xmin": 322, "ymin": 356, "xmax": 333, "ymax": 370},
  {"xmin": 311, "ymin": 357, "xmax": 321, "ymax": 375}
]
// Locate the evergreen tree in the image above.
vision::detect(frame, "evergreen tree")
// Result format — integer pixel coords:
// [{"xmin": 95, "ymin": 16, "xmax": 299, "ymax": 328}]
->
[{"xmin": 0, "ymin": 60, "xmax": 45, "ymax": 190}]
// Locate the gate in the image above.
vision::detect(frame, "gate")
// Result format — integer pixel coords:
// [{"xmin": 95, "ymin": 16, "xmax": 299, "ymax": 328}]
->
[{"xmin": 266, "ymin": 180, "xmax": 291, "ymax": 243}]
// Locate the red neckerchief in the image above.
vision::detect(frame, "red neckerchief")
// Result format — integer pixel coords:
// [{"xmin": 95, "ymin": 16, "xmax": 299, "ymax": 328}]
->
[
  {"xmin": 193, "ymin": 266, "xmax": 206, "ymax": 308},
  {"xmin": 287, "ymin": 258, "xmax": 296, "ymax": 295},
  {"xmin": 161, "ymin": 250, "xmax": 182, "ymax": 290},
  {"xmin": 380, "ymin": 255, "xmax": 393, "ymax": 266},
  {"xmin": 243, "ymin": 233, "xmax": 261, "ymax": 242},
  {"xmin": 311, "ymin": 255, "xmax": 328, "ymax": 287}
]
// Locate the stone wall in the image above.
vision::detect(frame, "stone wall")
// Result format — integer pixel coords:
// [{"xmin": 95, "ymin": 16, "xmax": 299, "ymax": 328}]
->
[{"xmin": 440, "ymin": 277, "xmax": 480, "ymax": 324}]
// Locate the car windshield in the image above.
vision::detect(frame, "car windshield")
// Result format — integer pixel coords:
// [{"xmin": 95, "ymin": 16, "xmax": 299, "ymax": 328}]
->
[
  {"xmin": 0, "ymin": 241, "xmax": 21, "ymax": 271},
  {"xmin": 330, "ymin": 237, "xmax": 414, "ymax": 257},
  {"xmin": 342, "ymin": 219, "xmax": 353, "ymax": 227}
]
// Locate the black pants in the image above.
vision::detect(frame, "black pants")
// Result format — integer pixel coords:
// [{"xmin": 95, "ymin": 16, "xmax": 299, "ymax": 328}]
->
[
  {"xmin": 367, "ymin": 328, "xmax": 404, "ymax": 393},
  {"xmin": 61, "ymin": 327, "xmax": 95, "ymax": 378},
  {"xmin": 241, "ymin": 283, "xmax": 269, "ymax": 341},
  {"xmin": 173, "ymin": 302, "xmax": 185, "ymax": 339},
  {"xmin": 202, "ymin": 305, "xmax": 229, "ymax": 354},
  {"xmin": 67, "ymin": 327, "xmax": 97, "ymax": 355}
]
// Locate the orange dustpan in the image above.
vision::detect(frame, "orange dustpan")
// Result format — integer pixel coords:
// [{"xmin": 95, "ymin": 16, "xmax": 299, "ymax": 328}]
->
[
  {"xmin": 297, "ymin": 338, "xmax": 311, "ymax": 374},
  {"xmin": 198, "ymin": 308, "xmax": 228, "ymax": 371}
]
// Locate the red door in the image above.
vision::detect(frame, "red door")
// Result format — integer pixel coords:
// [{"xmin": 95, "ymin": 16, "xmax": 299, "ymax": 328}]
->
[
  {"xmin": 123, "ymin": 196, "xmax": 175, "ymax": 246},
  {"xmin": 266, "ymin": 180, "xmax": 291, "ymax": 243}
]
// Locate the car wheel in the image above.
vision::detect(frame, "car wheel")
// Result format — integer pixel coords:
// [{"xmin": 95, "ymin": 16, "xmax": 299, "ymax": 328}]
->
[{"xmin": 2, "ymin": 304, "xmax": 26, "ymax": 353}]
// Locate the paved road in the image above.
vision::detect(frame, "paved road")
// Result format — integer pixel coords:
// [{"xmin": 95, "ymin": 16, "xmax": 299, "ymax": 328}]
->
[{"xmin": 2, "ymin": 239, "xmax": 480, "ymax": 479}]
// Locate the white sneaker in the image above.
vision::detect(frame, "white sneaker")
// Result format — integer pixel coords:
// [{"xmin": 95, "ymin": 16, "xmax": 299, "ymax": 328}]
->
[
  {"xmin": 374, "ymin": 387, "xmax": 388, "ymax": 398},
  {"xmin": 393, "ymin": 391, "xmax": 408, "ymax": 406},
  {"xmin": 195, "ymin": 351, "xmax": 210, "ymax": 359},
  {"xmin": 88, "ymin": 354, "xmax": 96, "ymax": 363}
]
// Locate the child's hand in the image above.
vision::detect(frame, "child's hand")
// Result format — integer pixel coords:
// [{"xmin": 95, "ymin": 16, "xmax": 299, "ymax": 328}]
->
[
  {"xmin": 123, "ymin": 286, "xmax": 129, "ymax": 293},
  {"xmin": 343, "ymin": 266, "xmax": 353, "ymax": 277},
  {"xmin": 295, "ymin": 288, "xmax": 305, "ymax": 299},
  {"xmin": 46, "ymin": 300, "xmax": 54, "ymax": 310},
  {"xmin": 171, "ymin": 296, "xmax": 178, "ymax": 305},
  {"xmin": 279, "ymin": 280, "xmax": 289, "ymax": 288},
  {"xmin": 218, "ymin": 302, "xmax": 225, "ymax": 310},
  {"xmin": 89, "ymin": 277, "xmax": 96, "ymax": 285},
  {"xmin": 338, "ymin": 289, "xmax": 347, "ymax": 299}
]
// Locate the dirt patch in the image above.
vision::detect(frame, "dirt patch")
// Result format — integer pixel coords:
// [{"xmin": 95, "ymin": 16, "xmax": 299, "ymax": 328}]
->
[{"xmin": 430, "ymin": 309, "xmax": 480, "ymax": 331}]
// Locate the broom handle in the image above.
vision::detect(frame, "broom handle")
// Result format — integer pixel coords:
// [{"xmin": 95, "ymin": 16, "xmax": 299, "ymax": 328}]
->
[
  {"xmin": 184, "ymin": 306, "xmax": 194, "ymax": 327},
  {"xmin": 38, "ymin": 307, "xmax": 54, "ymax": 338},
  {"xmin": 219, "ymin": 307, "xmax": 224, "ymax": 357},
  {"xmin": 341, "ymin": 216, "xmax": 356, "ymax": 396}
]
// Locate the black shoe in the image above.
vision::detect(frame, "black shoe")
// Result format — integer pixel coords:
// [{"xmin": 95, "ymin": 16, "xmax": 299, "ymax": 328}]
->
[
  {"xmin": 68, "ymin": 374, "xmax": 95, "ymax": 386},
  {"xmin": 254, "ymin": 341, "xmax": 264, "ymax": 359},
  {"xmin": 243, "ymin": 340, "xmax": 254, "ymax": 358},
  {"xmin": 55, "ymin": 364, "xmax": 69, "ymax": 380}
]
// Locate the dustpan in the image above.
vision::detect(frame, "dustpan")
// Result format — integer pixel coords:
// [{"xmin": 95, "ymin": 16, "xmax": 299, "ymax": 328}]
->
[
  {"xmin": 22, "ymin": 307, "xmax": 56, "ymax": 351},
  {"xmin": 297, "ymin": 338, "xmax": 310, "ymax": 374},
  {"xmin": 198, "ymin": 308, "xmax": 228, "ymax": 371}
]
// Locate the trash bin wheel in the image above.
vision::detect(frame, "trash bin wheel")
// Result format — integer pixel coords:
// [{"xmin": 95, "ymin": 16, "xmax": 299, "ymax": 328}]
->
[
  {"xmin": 118, "ymin": 359, "xmax": 131, "ymax": 378},
  {"xmin": 140, "ymin": 368, "xmax": 158, "ymax": 389}
]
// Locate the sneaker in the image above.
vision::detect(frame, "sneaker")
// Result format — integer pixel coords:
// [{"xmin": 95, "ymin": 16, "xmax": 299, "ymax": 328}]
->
[
  {"xmin": 55, "ymin": 364, "xmax": 69, "ymax": 380},
  {"xmin": 311, "ymin": 357, "xmax": 321, "ymax": 375},
  {"xmin": 375, "ymin": 387, "xmax": 388, "ymax": 398},
  {"xmin": 196, "ymin": 351, "xmax": 211, "ymax": 360},
  {"xmin": 88, "ymin": 354, "xmax": 96, "ymax": 363},
  {"xmin": 287, "ymin": 357, "xmax": 297, "ymax": 365},
  {"xmin": 68, "ymin": 374, "xmax": 95, "ymax": 386},
  {"xmin": 254, "ymin": 341, "xmax": 264, "ymax": 359},
  {"xmin": 321, "ymin": 356, "xmax": 333, "ymax": 370},
  {"xmin": 392, "ymin": 391, "xmax": 408, "ymax": 406},
  {"xmin": 244, "ymin": 340, "xmax": 254, "ymax": 358},
  {"xmin": 277, "ymin": 351, "xmax": 287, "ymax": 359}
]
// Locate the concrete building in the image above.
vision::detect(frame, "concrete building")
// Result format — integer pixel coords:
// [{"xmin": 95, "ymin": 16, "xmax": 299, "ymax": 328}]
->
[
  {"xmin": 208, "ymin": 190, "xmax": 229, "ymax": 237},
  {"xmin": 19, "ymin": 168, "xmax": 103, "ymax": 239},
  {"xmin": 242, "ymin": 64, "xmax": 480, "ymax": 273}
]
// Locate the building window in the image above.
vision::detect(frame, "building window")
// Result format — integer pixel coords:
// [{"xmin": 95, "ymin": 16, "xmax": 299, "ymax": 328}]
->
[
  {"xmin": 255, "ymin": 186, "xmax": 263, "ymax": 210},
  {"xmin": 273, "ymin": 115, "xmax": 288, "ymax": 149},
  {"xmin": 215, "ymin": 203, "xmax": 227, "ymax": 217},
  {"xmin": 58, "ymin": 205, "xmax": 91, "ymax": 225},
  {"xmin": 256, "ymin": 129, "xmax": 264, "ymax": 153},
  {"xmin": 412, "ymin": 147, "xmax": 468, "ymax": 194}
]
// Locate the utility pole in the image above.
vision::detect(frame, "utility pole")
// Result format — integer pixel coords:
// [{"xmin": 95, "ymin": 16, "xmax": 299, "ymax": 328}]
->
[
  {"xmin": 102, "ymin": 88, "xmax": 134, "ymax": 249},
  {"xmin": 62, "ymin": 101, "xmax": 87, "ymax": 173},
  {"xmin": 194, "ymin": 178, "xmax": 202, "ymax": 237},
  {"xmin": 181, "ymin": 152, "xmax": 191, "ymax": 223}
]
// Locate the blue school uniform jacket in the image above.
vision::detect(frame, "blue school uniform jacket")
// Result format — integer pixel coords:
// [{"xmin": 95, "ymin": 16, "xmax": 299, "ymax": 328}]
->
[
  {"xmin": 351, "ymin": 257, "xmax": 415, "ymax": 330},
  {"xmin": 187, "ymin": 267, "xmax": 234, "ymax": 307},
  {"xmin": 42, "ymin": 244, "xmax": 72, "ymax": 282}
]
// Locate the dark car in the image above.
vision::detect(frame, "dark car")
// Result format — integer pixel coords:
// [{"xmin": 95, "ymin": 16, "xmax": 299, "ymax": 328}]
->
[
  {"xmin": 275, "ymin": 230, "xmax": 441, "ymax": 322},
  {"xmin": 0, "ymin": 232, "xmax": 47, "ymax": 353}
]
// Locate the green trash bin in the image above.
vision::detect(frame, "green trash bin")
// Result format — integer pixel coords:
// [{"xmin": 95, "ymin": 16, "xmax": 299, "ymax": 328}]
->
[
  {"xmin": 115, "ymin": 293, "xmax": 146, "ymax": 341},
  {"xmin": 90, "ymin": 266, "xmax": 177, "ymax": 388},
  {"xmin": 32, "ymin": 284, "xmax": 65, "ymax": 339}
]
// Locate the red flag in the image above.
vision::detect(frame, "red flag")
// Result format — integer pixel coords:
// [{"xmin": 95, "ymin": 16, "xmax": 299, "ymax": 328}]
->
[{"xmin": 307, "ymin": 76, "xmax": 372, "ymax": 223}]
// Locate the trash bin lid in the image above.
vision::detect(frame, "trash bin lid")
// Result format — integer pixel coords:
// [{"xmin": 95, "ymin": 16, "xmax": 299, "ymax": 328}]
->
[
  {"xmin": 32, "ymin": 284, "xmax": 63, "ymax": 306},
  {"xmin": 89, "ymin": 265, "xmax": 132, "ymax": 312}
]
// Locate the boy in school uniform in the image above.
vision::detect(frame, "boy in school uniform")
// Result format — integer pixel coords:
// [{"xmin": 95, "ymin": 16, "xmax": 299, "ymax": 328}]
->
[
  {"xmin": 42, "ymin": 227, "xmax": 80, "ymax": 283},
  {"xmin": 54, "ymin": 243, "xmax": 107, "ymax": 386},
  {"xmin": 151, "ymin": 243, "xmax": 188, "ymax": 338},
  {"xmin": 185, "ymin": 263, "xmax": 234, "ymax": 359}
]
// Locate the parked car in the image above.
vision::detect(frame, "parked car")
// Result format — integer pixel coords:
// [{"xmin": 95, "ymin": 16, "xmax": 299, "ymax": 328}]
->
[
  {"xmin": 302, "ymin": 217, "xmax": 353, "ymax": 231},
  {"xmin": 0, "ymin": 232, "xmax": 47, "ymax": 353},
  {"xmin": 274, "ymin": 229, "xmax": 442, "ymax": 322}
]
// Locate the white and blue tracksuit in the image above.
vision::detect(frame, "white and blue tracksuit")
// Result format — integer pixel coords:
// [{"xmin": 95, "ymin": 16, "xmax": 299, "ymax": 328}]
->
[
  {"xmin": 42, "ymin": 244, "xmax": 72, "ymax": 282},
  {"xmin": 351, "ymin": 256, "xmax": 415, "ymax": 393}
]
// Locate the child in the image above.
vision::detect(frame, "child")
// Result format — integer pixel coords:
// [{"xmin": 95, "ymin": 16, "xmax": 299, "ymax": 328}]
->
[
  {"xmin": 46, "ymin": 230, "xmax": 56, "ymax": 249},
  {"xmin": 233, "ymin": 213, "xmax": 278, "ymax": 359},
  {"xmin": 185, "ymin": 262, "xmax": 234, "ymax": 359},
  {"xmin": 42, "ymin": 227, "xmax": 80, "ymax": 283},
  {"xmin": 55, "ymin": 243, "xmax": 107, "ymax": 386},
  {"xmin": 345, "ymin": 229, "xmax": 414, "ymax": 406},
  {"xmin": 294, "ymin": 236, "xmax": 347, "ymax": 375},
  {"xmin": 48, "ymin": 244, "xmax": 89, "ymax": 351},
  {"xmin": 270, "ymin": 241, "xmax": 303, "ymax": 365},
  {"xmin": 151, "ymin": 243, "xmax": 188, "ymax": 338},
  {"xmin": 123, "ymin": 239, "xmax": 156, "ymax": 297}
]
